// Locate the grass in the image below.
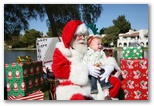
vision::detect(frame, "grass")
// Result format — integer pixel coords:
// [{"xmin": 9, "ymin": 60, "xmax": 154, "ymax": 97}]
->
[{"xmin": 43, "ymin": 91, "xmax": 50, "ymax": 100}]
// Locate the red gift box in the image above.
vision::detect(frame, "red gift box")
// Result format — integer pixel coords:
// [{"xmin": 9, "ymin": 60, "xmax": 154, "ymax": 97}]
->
[
  {"xmin": 7, "ymin": 90, "xmax": 44, "ymax": 100},
  {"xmin": 120, "ymin": 58, "xmax": 148, "ymax": 100},
  {"xmin": 121, "ymin": 59, "xmax": 148, "ymax": 79}
]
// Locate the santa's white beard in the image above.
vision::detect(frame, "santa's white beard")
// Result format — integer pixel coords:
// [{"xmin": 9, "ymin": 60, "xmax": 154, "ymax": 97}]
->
[{"xmin": 71, "ymin": 40, "xmax": 87, "ymax": 55}]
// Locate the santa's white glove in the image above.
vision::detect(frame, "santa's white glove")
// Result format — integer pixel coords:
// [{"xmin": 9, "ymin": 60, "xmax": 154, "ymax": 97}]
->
[
  {"xmin": 87, "ymin": 65, "xmax": 101, "ymax": 78},
  {"xmin": 99, "ymin": 65, "xmax": 114, "ymax": 82}
]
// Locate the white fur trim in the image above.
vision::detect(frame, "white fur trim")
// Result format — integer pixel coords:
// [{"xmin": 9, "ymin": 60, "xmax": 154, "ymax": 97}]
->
[
  {"xmin": 56, "ymin": 80, "xmax": 119, "ymax": 100},
  {"xmin": 74, "ymin": 23, "xmax": 88, "ymax": 35},
  {"xmin": 104, "ymin": 57, "xmax": 117, "ymax": 67},
  {"xmin": 56, "ymin": 42, "xmax": 72, "ymax": 57},
  {"xmin": 103, "ymin": 57, "xmax": 121, "ymax": 78},
  {"xmin": 67, "ymin": 49, "xmax": 89, "ymax": 85},
  {"xmin": 111, "ymin": 98, "xmax": 119, "ymax": 100},
  {"xmin": 69, "ymin": 62, "xmax": 89, "ymax": 85},
  {"xmin": 56, "ymin": 85, "xmax": 90, "ymax": 100},
  {"xmin": 56, "ymin": 42, "xmax": 89, "ymax": 85}
]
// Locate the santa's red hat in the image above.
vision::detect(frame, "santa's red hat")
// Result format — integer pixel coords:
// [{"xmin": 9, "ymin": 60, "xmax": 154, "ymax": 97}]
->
[{"xmin": 62, "ymin": 20, "xmax": 88, "ymax": 49}]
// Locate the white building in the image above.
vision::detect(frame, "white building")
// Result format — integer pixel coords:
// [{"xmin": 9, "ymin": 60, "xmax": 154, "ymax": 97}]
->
[{"xmin": 117, "ymin": 29, "xmax": 148, "ymax": 47}]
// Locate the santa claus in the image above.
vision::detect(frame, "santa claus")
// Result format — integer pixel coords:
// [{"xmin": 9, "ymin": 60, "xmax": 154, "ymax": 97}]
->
[{"xmin": 52, "ymin": 20, "xmax": 121, "ymax": 100}]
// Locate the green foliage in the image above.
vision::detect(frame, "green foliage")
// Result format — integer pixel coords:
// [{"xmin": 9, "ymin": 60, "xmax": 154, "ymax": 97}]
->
[
  {"xmin": 102, "ymin": 36, "xmax": 111, "ymax": 47},
  {"xmin": 46, "ymin": 27, "xmax": 53, "ymax": 37},
  {"xmin": 113, "ymin": 15, "xmax": 131, "ymax": 33},
  {"xmin": 5, "ymin": 34, "xmax": 24, "ymax": 47},
  {"xmin": 99, "ymin": 28, "xmax": 105, "ymax": 34},
  {"xmin": 81, "ymin": 5, "xmax": 102, "ymax": 24},
  {"xmin": 22, "ymin": 29, "xmax": 42, "ymax": 47},
  {"xmin": 4, "ymin": 4, "xmax": 102, "ymax": 38},
  {"xmin": 12, "ymin": 41, "xmax": 27, "ymax": 48},
  {"xmin": 103, "ymin": 26, "xmax": 120, "ymax": 46},
  {"xmin": 4, "ymin": 4, "xmax": 44, "ymax": 40},
  {"xmin": 45, "ymin": 4, "xmax": 102, "ymax": 37},
  {"xmin": 46, "ymin": 27, "xmax": 62, "ymax": 37},
  {"xmin": 102, "ymin": 15, "xmax": 131, "ymax": 47}
]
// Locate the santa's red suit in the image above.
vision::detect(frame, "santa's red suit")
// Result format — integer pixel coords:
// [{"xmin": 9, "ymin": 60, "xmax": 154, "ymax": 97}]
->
[{"xmin": 52, "ymin": 20, "xmax": 121, "ymax": 100}]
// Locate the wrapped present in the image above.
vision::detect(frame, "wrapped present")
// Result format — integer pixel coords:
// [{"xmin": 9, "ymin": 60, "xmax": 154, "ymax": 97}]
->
[
  {"xmin": 7, "ymin": 90, "xmax": 44, "ymax": 100},
  {"xmin": 123, "ymin": 46, "xmax": 144, "ymax": 59},
  {"xmin": 120, "ymin": 59, "xmax": 148, "ymax": 100},
  {"xmin": 5, "ymin": 61, "xmax": 45, "ymax": 97},
  {"xmin": 123, "ymin": 89, "xmax": 148, "ymax": 100},
  {"xmin": 121, "ymin": 59, "xmax": 148, "ymax": 77}
]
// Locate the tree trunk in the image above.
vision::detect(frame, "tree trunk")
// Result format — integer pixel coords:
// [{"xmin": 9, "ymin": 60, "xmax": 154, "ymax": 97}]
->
[{"xmin": 44, "ymin": 5, "xmax": 58, "ymax": 37}]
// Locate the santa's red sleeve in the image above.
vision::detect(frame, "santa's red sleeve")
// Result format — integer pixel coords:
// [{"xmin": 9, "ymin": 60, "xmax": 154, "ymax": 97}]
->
[
  {"xmin": 52, "ymin": 42, "xmax": 89, "ymax": 86},
  {"xmin": 52, "ymin": 48, "xmax": 71, "ymax": 79}
]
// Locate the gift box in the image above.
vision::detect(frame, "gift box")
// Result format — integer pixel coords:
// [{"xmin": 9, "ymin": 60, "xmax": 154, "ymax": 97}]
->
[
  {"xmin": 5, "ymin": 61, "xmax": 45, "ymax": 97},
  {"xmin": 7, "ymin": 90, "xmax": 44, "ymax": 100},
  {"xmin": 123, "ymin": 46, "xmax": 144, "ymax": 59},
  {"xmin": 120, "ymin": 59, "xmax": 148, "ymax": 100},
  {"xmin": 121, "ymin": 59, "xmax": 148, "ymax": 78}
]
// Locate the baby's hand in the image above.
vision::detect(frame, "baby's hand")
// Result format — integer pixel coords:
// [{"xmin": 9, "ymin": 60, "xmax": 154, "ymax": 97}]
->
[{"xmin": 94, "ymin": 63, "xmax": 102, "ymax": 67}]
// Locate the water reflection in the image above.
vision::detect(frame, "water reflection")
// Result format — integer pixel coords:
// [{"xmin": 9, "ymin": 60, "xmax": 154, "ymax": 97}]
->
[{"xmin": 4, "ymin": 50, "xmax": 37, "ymax": 64}]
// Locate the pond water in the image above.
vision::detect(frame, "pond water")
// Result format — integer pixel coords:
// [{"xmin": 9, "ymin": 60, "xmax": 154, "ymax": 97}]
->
[{"xmin": 4, "ymin": 50, "xmax": 37, "ymax": 64}]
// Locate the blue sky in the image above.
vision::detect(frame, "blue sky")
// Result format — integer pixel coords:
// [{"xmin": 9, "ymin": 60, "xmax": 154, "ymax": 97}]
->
[{"xmin": 28, "ymin": 4, "xmax": 148, "ymax": 35}]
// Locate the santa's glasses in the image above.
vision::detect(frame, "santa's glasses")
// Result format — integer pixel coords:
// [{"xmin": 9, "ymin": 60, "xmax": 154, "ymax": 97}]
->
[{"xmin": 77, "ymin": 34, "xmax": 86, "ymax": 38}]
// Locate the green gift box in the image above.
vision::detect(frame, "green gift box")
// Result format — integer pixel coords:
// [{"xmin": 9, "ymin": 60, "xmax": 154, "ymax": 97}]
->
[
  {"xmin": 5, "ymin": 61, "xmax": 45, "ymax": 97},
  {"xmin": 123, "ymin": 46, "xmax": 144, "ymax": 59}
]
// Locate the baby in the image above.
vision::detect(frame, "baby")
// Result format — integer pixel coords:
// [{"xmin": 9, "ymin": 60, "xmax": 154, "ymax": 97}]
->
[{"xmin": 83, "ymin": 35, "xmax": 121, "ymax": 100}]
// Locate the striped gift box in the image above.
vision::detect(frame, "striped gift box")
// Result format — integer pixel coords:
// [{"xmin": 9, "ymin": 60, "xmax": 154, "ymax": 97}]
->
[{"xmin": 7, "ymin": 90, "xmax": 44, "ymax": 100}]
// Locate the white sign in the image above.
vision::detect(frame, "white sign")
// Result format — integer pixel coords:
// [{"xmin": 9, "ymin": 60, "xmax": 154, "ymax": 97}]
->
[{"xmin": 36, "ymin": 37, "xmax": 61, "ymax": 72}]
